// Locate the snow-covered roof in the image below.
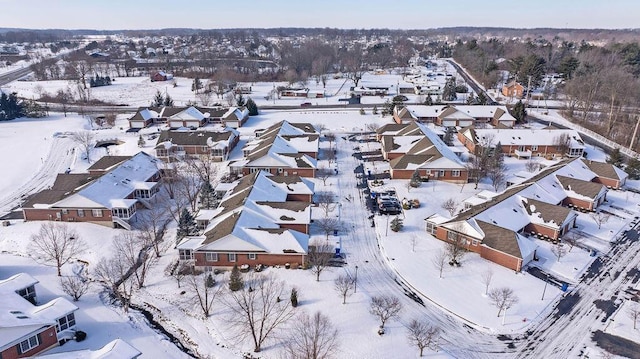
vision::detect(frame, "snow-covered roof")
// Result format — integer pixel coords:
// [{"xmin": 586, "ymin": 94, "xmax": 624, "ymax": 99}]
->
[
  {"xmin": 36, "ymin": 339, "xmax": 141, "ymax": 359},
  {"xmin": 52, "ymin": 152, "xmax": 160, "ymax": 210},
  {"xmin": 471, "ymin": 128, "xmax": 585, "ymax": 148}
]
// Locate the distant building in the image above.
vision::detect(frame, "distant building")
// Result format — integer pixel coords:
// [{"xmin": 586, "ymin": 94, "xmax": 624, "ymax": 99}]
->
[
  {"xmin": 150, "ymin": 71, "xmax": 173, "ymax": 82},
  {"xmin": 154, "ymin": 128, "xmax": 240, "ymax": 161},
  {"xmin": 502, "ymin": 80, "xmax": 525, "ymax": 99},
  {"xmin": 393, "ymin": 105, "xmax": 517, "ymax": 128}
]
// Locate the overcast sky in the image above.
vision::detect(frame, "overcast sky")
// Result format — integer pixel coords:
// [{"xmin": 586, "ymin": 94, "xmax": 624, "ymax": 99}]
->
[{"xmin": 0, "ymin": 0, "xmax": 637, "ymax": 30}]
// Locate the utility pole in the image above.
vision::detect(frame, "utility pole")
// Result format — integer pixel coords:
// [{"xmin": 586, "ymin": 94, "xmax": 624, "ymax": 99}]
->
[
  {"xmin": 526, "ymin": 75, "xmax": 532, "ymax": 107},
  {"xmin": 629, "ymin": 115, "xmax": 640, "ymax": 150}
]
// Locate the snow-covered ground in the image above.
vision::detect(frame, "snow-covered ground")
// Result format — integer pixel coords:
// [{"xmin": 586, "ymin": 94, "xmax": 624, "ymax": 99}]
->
[{"xmin": 0, "ymin": 95, "xmax": 638, "ymax": 357}]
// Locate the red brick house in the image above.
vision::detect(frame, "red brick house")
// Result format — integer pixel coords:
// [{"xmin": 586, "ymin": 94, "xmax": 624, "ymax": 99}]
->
[
  {"xmin": 380, "ymin": 122, "xmax": 468, "ymax": 183},
  {"xmin": 458, "ymin": 127, "xmax": 585, "ymax": 159},
  {"xmin": 22, "ymin": 152, "xmax": 162, "ymax": 230},
  {"xmin": 232, "ymin": 121, "xmax": 319, "ymax": 178},
  {"xmin": 581, "ymin": 159, "xmax": 628, "ymax": 189},
  {"xmin": 150, "ymin": 71, "xmax": 173, "ymax": 82},
  {"xmin": 0, "ymin": 273, "xmax": 78, "ymax": 358},
  {"xmin": 425, "ymin": 158, "xmax": 611, "ymax": 271},
  {"xmin": 154, "ymin": 128, "xmax": 240, "ymax": 161},
  {"xmin": 393, "ymin": 105, "xmax": 516, "ymax": 127},
  {"xmin": 177, "ymin": 171, "xmax": 314, "ymax": 270},
  {"xmin": 502, "ymin": 80, "xmax": 525, "ymax": 99}
]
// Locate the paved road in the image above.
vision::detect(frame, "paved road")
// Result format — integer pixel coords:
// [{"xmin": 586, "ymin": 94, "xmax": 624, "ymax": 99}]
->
[
  {"xmin": 0, "ymin": 66, "xmax": 33, "ymax": 87},
  {"xmin": 515, "ymin": 220, "xmax": 640, "ymax": 358},
  {"xmin": 332, "ymin": 134, "xmax": 513, "ymax": 358}
]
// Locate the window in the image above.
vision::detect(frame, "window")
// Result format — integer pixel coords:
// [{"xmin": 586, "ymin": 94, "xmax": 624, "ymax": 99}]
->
[
  {"xmin": 248, "ymin": 253, "xmax": 257, "ymax": 260},
  {"xmin": 472, "ymin": 239, "xmax": 480, "ymax": 246},
  {"xmin": 451, "ymin": 170, "xmax": 460, "ymax": 177},
  {"xmin": 438, "ymin": 170, "xmax": 445, "ymax": 177},
  {"xmin": 518, "ymin": 145, "xmax": 526, "ymax": 152},
  {"xmin": 205, "ymin": 253, "xmax": 218, "ymax": 262},
  {"xmin": 57, "ymin": 312, "xmax": 76, "ymax": 332},
  {"xmin": 18, "ymin": 334, "xmax": 40, "ymax": 354},
  {"xmin": 425, "ymin": 222, "xmax": 436, "ymax": 235},
  {"xmin": 531, "ymin": 145, "xmax": 538, "ymax": 151},
  {"xmin": 179, "ymin": 250, "xmax": 193, "ymax": 260},
  {"xmin": 77, "ymin": 209, "xmax": 85, "ymax": 217},
  {"xmin": 277, "ymin": 168, "xmax": 283, "ymax": 173},
  {"xmin": 202, "ymin": 146, "xmax": 208, "ymax": 152},
  {"xmin": 228, "ymin": 253, "xmax": 236, "ymax": 262},
  {"xmin": 61, "ymin": 209, "xmax": 68, "ymax": 215},
  {"xmin": 91, "ymin": 209, "xmax": 103, "ymax": 217}
]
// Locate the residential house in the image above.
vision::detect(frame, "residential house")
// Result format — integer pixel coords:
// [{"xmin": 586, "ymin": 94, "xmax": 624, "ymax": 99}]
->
[
  {"xmin": 22, "ymin": 152, "xmax": 162, "ymax": 230},
  {"xmin": 221, "ymin": 107, "xmax": 249, "ymax": 128},
  {"xmin": 231, "ymin": 121, "xmax": 319, "ymax": 177},
  {"xmin": 502, "ymin": 80, "xmax": 525, "ymax": 99},
  {"xmin": 128, "ymin": 106, "xmax": 228, "ymax": 129},
  {"xmin": 177, "ymin": 171, "xmax": 314, "ymax": 269},
  {"xmin": 393, "ymin": 105, "xmax": 516, "ymax": 128},
  {"xmin": 425, "ymin": 158, "xmax": 613, "ymax": 271},
  {"xmin": 458, "ymin": 127, "xmax": 585, "ymax": 159},
  {"xmin": 379, "ymin": 122, "xmax": 468, "ymax": 183},
  {"xmin": 150, "ymin": 71, "xmax": 173, "ymax": 82},
  {"xmin": 0, "ymin": 273, "xmax": 78, "ymax": 358},
  {"xmin": 154, "ymin": 128, "xmax": 240, "ymax": 161},
  {"xmin": 581, "ymin": 159, "xmax": 628, "ymax": 189}
]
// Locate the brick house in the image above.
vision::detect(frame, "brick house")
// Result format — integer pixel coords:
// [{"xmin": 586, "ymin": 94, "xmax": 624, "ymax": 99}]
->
[
  {"xmin": 22, "ymin": 152, "xmax": 162, "ymax": 230},
  {"xmin": 154, "ymin": 128, "xmax": 240, "ymax": 161},
  {"xmin": 458, "ymin": 127, "xmax": 585, "ymax": 159},
  {"xmin": 177, "ymin": 171, "xmax": 314, "ymax": 270},
  {"xmin": 425, "ymin": 158, "xmax": 611, "ymax": 271},
  {"xmin": 393, "ymin": 105, "xmax": 516, "ymax": 128},
  {"xmin": 581, "ymin": 159, "xmax": 628, "ymax": 189},
  {"xmin": 0, "ymin": 273, "xmax": 78, "ymax": 358},
  {"xmin": 502, "ymin": 80, "xmax": 525, "ymax": 99},
  {"xmin": 231, "ymin": 121, "xmax": 319, "ymax": 178},
  {"xmin": 380, "ymin": 122, "xmax": 468, "ymax": 183},
  {"xmin": 221, "ymin": 107, "xmax": 250, "ymax": 128},
  {"xmin": 150, "ymin": 71, "xmax": 173, "ymax": 82},
  {"xmin": 128, "ymin": 106, "xmax": 228, "ymax": 129}
]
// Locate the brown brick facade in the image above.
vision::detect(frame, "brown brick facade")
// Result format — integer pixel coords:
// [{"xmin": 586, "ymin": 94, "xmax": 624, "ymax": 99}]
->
[
  {"xmin": 242, "ymin": 167, "xmax": 316, "ymax": 178},
  {"xmin": 480, "ymin": 246, "xmax": 523, "ymax": 271},
  {"xmin": 391, "ymin": 169, "xmax": 468, "ymax": 184},
  {"xmin": 1, "ymin": 326, "xmax": 59, "ymax": 359},
  {"xmin": 23, "ymin": 208, "xmax": 114, "ymax": 226},
  {"xmin": 194, "ymin": 252, "xmax": 306, "ymax": 269}
]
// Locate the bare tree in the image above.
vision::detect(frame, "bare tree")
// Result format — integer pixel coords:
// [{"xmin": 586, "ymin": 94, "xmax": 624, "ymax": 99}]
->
[
  {"xmin": 369, "ymin": 295, "xmax": 403, "ymax": 329},
  {"xmin": 60, "ymin": 275, "xmax": 89, "ymax": 301},
  {"xmin": 627, "ymin": 302, "xmax": 640, "ymax": 330},
  {"xmin": 553, "ymin": 133, "xmax": 571, "ymax": 157},
  {"xmin": 164, "ymin": 259, "xmax": 191, "ymax": 288},
  {"xmin": 525, "ymin": 158, "xmax": 540, "ymax": 173},
  {"xmin": 137, "ymin": 195, "xmax": 172, "ymax": 258},
  {"xmin": 174, "ymin": 169, "xmax": 202, "ymax": 212},
  {"xmin": 316, "ymin": 166, "xmax": 333, "ymax": 186},
  {"xmin": 197, "ymin": 90, "xmax": 213, "ymax": 106},
  {"xmin": 432, "ymin": 249, "xmax": 447, "ymax": 279},
  {"xmin": 551, "ymin": 243, "xmax": 568, "ymax": 262},
  {"xmin": 285, "ymin": 311, "xmax": 340, "ymax": 359},
  {"xmin": 487, "ymin": 163, "xmax": 507, "ymax": 191},
  {"xmin": 316, "ymin": 192, "xmax": 337, "ymax": 216},
  {"xmin": 94, "ymin": 252, "xmax": 136, "ymax": 312},
  {"xmin": 224, "ymin": 273, "xmax": 295, "ymax": 352},
  {"xmin": 187, "ymin": 271, "xmax": 222, "ymax": 318},
  {"xmin": 112, "ymin": 231, "xmax": 155, "ymax": 289},
  {"xmin": 70, "ymin": 130, "xmax": 96, "ymax": 163},
  {"xmin": 365, "ymin": 123, "xmax": 380, "ymax": 133},
  {"xmin": 488, "ymin": 287, "xmax": 519, "ymax": 317},
  {"xmin": 563, "ymin": 231, "xmax": 583, "ymax": 252},
  {"xmin": 446, "ymin": 230, "xmax": 467, "ymax": 267},
  {"xmin": 441, "ymin": 198, "xmax": 459, "ymax": 217},
  {"xmin": 29, "ymin": 222, "xmax": 85, "ymax": 276},
  {"xmin": 184, "ymin": 153, "xmax": 220, "ymax": 185},
  {"xmin": 334, "ymin": 274, "xmax": 355, "ymax": 304},
  {"xmin": 406, "ymin": 319, "xmax": 440, "ymax": 357},
  {"xmin": 308, "ymin": 240, "xmax": 334, "ymax": 282},
  {"xmin": 316, "ymin": 216, "xmax": 341, "ymax": 240},
  {"xmin": 591, "ymin": 211, "xmax": 611, "ymax": 229},
  {"xmin": 481, "ymin": 268, "xmax": 494, "ymax": 295}
]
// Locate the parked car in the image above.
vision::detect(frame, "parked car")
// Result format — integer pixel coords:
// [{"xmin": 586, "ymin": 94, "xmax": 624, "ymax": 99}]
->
[
  {"xmin": 327, "ymin": 258, "xmax": 347, "ymax": 267},
  {"xmin": 300, "ymin": 102, "xmax": 312, "ymax": 108},
  {"xmin": 379, "ymin": 202, "xmax": 402, "ymax": 215}
]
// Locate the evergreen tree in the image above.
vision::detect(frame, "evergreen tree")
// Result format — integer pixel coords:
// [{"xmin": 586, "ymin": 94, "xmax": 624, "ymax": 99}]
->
[
  {"xmin": 626, "ymin": 157, "xmax": 640, "ymax": 180},
  {"xmin": 423, "ymin": 95, "xmax": 433, "ymax": 106},
  {"xmin": 176, "ymin": 208, "xmax": 197, "ymax": 239},
  {"xmin": 443, "ymin": 127, "xmax": 455, "ymax": 146},
  {"xmin": 245, "ymin": 97, "xmax": 259, "ymax": 116},
  {"xmin": 390, "ymin": 217, "xmax": 404, "ymax": 232},
  {"xmin": 236, "ymin": 94, "xmax": 245, "ymax": 107},
  {"xmin": 229, "ymin": 264, "xmax": 243, "ymax": 291},
  {"xmin": 191, "ymin": 78, "xmax": 202, "ymax": 93},
  {"xmin": 410, "ymin": 170, "xmax": 422, "ymax": 188},
  {"xmin": 372, "ymin": 105, "xmax": 378, "ymax": 115},
  {"xmin": 137, "ymin": 135, "xmax": 146, "ymax": 148},
  {"xmin": 510, "ymin": 100, "xmax": 527, "ymax": 123},
  {"xmin": 206, "ymin": 273, "xmax": 215, "ymax": 288},
  {"xmin": 607, "ymin": 148, "xmax": 624, "ymax": 167},
  {"xmin": 466, "ymin": 93, "xmax": 475, "ymax": 105},
  {"xmin": 442, "ymin": 77, "xmax": 457, "ymax": 101},
  {"xmin": 476, "ymin": 92, "xmax": 488, "ymax": 105},
  {"xmin": 199, "ymin": 181, "xmax": 217, "ymax": 209},
  {"xmin": 290, "ymin": 288, "xmax": 298, "ymax": 307},
  {"xmin": 152, "ymin": 90, "xmax": 164, "ymax": 107},
  {"xmin": 164, "ymin": 93, "xmax": 174, "ymax": 106},
  {"xmin": 0, "ymin": 92, "xmax": 25, "ymax": 120}
]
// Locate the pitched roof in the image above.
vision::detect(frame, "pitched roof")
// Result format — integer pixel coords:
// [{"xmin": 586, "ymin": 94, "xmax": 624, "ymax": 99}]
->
[
  {"xmin": 556, "ymin": 175, "xmax": 605, "ymax": 199},
  {"xmin": 476, "ymin": 220, "xmax": 523, "ymax": 259},
  {"xmin": 581, "ymin": 159, "xmax": 628, "ymax": 181},
  {"xmin": 155, "ymin": 129, "xmax": 237, "ymax": 147},
  {"xmin": 87, "ymin": 156, "xmax": 131, "ymax": 173},
  {"xmin": 23, "ymin": 174, "xmax": 96, "ymax": 207}
]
